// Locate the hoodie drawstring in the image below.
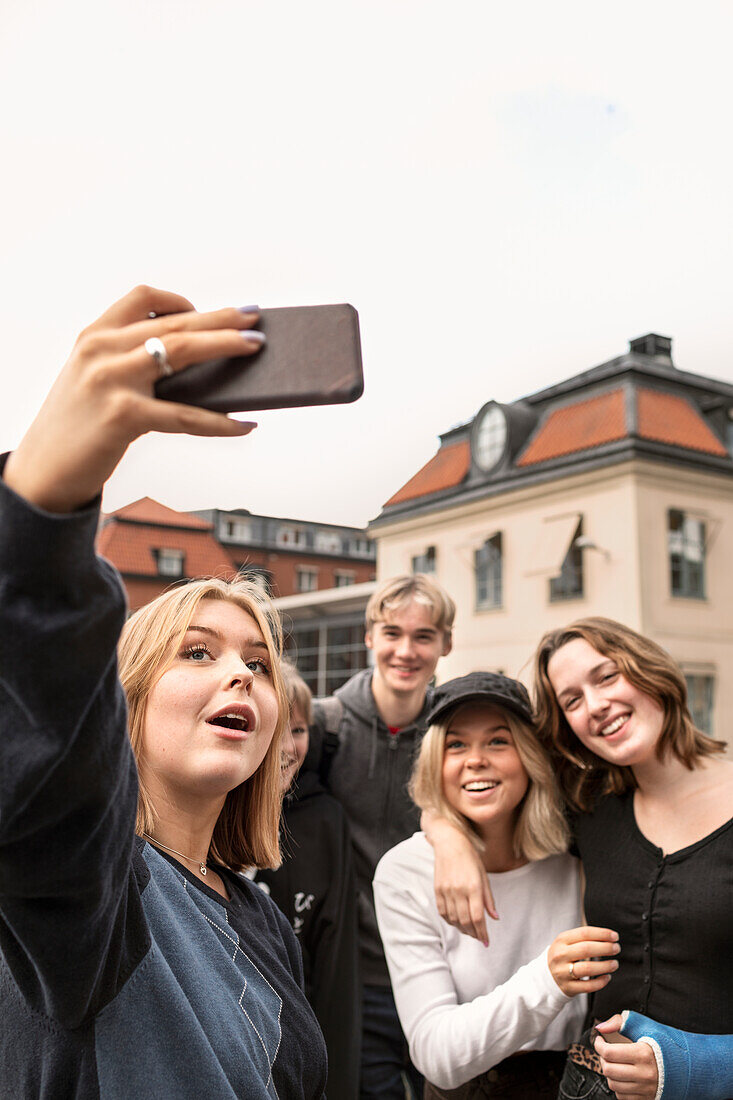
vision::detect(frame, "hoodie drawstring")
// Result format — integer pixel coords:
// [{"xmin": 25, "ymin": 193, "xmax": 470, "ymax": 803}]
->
[{"xmin": 367, "ymin": 714, "xmax": 378, "ymax": 780}]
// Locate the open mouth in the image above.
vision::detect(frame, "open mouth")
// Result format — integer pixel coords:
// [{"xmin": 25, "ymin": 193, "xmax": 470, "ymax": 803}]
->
[
  {"xmin": 207, "ymin": 706, "xmax": 255, "ymax": 736},
  {"xmin": 463, "ymin": 780, "xmax": 499, "ymax": 792}
]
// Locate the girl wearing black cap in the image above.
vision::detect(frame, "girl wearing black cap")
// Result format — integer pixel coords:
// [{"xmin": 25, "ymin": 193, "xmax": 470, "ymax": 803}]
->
[{"xmin": 373, "ymin": 672, "xmax": 620, "ymax": 1099}]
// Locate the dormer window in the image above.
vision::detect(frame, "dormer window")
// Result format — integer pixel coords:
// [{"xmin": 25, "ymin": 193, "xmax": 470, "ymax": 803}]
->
[
  {"xmin": 156, "ymin": 549, "xmax": 185, "ymax": 578},
  {"xmin": 471, "ymin": 403, "xmax": 507, "ymax": 473},
  {"xmin": 277, "ymin": 525, "xmax": 306, "ymax": 548}
]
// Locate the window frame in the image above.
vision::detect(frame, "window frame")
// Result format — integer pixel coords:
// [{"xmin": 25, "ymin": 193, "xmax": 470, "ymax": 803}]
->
[
  {"xmin": 155, "ymin": 548, "xmax": 185, "ymax": 578},
  {"xmin": 668, "ymin": 508, "xmax": 706, "ymax": 600},
  {"xmin": 475, "ymin": 532, "xmax": 503, "ymax": 611},
  {"xmin": 296, "ymin": 566, "xmax": 319, "ymax": 593},
  {"xmin": 548, "ymin": 518, "xmax": 584, "ymax": 603}
]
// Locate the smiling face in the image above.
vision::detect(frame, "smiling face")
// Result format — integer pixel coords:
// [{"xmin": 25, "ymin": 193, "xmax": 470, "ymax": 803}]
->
[
  {"xmin": 280, "ymin": 704, "xmax": 309, "ymax": 794},
  {"xmin": 441, "ymin": 703, "xmax": 529, "ymax": 841},
  {"xmin": 547, "ymin": 637, "xmax": 664, "ymax": 769},
  {"xmin": 141, "ymin": 599, "xmax": 280, "ymax": 806},
  {"xmin": 365, "ymin": 599, "xmax": 451, "ymax": 699}
]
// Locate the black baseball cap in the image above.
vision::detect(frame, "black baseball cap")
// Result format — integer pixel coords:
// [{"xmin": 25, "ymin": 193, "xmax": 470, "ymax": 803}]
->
[{"xmin": 426, "ymin": 671, "xmax": 533, "ymax": 727}]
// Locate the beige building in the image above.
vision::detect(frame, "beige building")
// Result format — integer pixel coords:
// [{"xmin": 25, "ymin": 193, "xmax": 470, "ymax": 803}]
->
[{"xmin": 370, "ymin": 334, "xmax": 733, "ymax": 744}]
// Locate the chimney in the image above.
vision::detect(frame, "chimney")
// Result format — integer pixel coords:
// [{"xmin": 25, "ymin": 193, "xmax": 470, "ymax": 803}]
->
[{"xmin": 629, "ymin": 333, "xmax": 673, "ymax": 364}]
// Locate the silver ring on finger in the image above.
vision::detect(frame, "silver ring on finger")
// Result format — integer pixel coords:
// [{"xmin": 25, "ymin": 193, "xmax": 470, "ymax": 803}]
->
[
  {"xmin": 145, "ymin": 336, "xmax": 173, "ymax": 378},
  {"xmin": 568, "ymin": 961, "xmax": 576, "ymax": 979}
]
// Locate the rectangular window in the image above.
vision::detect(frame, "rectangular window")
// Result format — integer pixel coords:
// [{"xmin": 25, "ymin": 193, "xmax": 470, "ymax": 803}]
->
[
  {"xmin": 549, "ymin": 518, "xmax": 584, "ymax": 602},
  {"xmin": 284, "ymin": 615, "xmax": 370, "ymax": 697},
  {"xmin": 475, "ymin": 533, "xmax": 503, "ymax": 609},
  {"xmin": 156, "ymin": 549, "xmax": 184, "ymax": 578},
  {"xmin": 335, "ymin": 571, "xmax": 356, "ymax": 588},
  {"xmin": 315, "ymin": 531, "xmax": 343, "ymax": 554},
  {"xmin": 223, "ymin": 519, "xmax": 251, "ymax": 542},
  {"xmin": 296, "ymin": 567, "xmax": 318, "ymax": 593},
  {"xmin": 668, "ymin": 509, "xmax": 706, "ymax": 598},
  {"xmin": 411, "ymin": 546, "xmax": 436, "ymax": 575},
  {"xmin": 684, "ymin": 673, "xmax": 715, "ymax": 734},
  {"xmin": 277, "ymin": 525, "xmax": 306, "ymax": 548}
]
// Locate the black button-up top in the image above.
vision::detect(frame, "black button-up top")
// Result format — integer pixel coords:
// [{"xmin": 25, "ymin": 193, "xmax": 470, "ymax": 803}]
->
[{"xmin": 575, "ymin": 791, "xmax": 733, "ymax": 1033}]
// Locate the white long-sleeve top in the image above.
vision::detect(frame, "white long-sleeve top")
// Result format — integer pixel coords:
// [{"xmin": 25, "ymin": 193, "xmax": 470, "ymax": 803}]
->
[{"xmin": 373, "ymin": 832, "xmax": 586, "ymax": 1090}]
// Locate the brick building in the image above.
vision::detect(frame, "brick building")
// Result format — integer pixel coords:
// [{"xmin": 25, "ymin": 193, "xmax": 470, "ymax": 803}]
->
[{"xmin": 97, "ymin": 499, "xmax": 377, "ymax": 692}]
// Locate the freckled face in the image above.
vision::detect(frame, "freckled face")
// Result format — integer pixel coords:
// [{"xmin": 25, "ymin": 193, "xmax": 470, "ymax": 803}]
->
[
  {"xmin": 280, "ymin": 705, "xmax": 309, "ymax": 794},
  {"xmin": 547, "ymin": 637, "xmax": 664, "ymax": 768},
  {"xmin": 441, "ymin": 704, "xmax": 529, "ymax": 839},
  {"xmin": 142, "ymin": 599, "xmax": 280, "ymax": 802}
]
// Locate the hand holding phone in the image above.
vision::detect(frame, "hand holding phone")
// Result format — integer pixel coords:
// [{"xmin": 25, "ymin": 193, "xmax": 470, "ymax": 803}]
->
[{"xmin": 154, "ymin": 303, "xmax": 364, "ymax": 413}]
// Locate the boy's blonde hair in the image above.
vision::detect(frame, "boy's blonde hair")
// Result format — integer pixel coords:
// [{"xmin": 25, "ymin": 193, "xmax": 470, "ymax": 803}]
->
[
  {"xmin": 366, "ymin": 574, "xmax": 455, "ymax": 637},
  {"xmin": 118, "ymin": 577, "xmax": 289, "ymax": 871}
]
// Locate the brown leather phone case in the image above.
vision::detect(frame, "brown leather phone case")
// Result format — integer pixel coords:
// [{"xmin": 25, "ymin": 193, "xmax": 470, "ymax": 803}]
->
[{"xmin": 154, "ymin": 303, "xmax": 363, "ymax": 413}]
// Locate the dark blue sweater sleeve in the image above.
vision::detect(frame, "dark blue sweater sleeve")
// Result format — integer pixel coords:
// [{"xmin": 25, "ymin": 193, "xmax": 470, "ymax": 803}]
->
[{"xmin": 0, "ymin": 458, "xmax": 142, "ymax": 1027}]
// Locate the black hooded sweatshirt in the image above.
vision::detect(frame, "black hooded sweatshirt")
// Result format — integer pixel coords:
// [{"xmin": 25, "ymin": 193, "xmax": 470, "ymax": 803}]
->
[
  {"xmin": 255, "ymin": 772, "xmax": 361, "ymax": 1099},
  {"xmin": 305, "ymin": 668, "xmax": 433, "ymax": 987}
]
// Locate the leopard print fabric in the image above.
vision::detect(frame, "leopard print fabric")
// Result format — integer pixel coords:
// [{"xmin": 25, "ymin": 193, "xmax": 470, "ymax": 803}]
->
[{"xmin": 567, "ymin": 1030, "xmax": 604, "ymax": 1075}]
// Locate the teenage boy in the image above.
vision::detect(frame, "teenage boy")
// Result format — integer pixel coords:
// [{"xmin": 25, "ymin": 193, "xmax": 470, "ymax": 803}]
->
[{"xmin": 305, "ymin": 574, "xmax": 455, "ymax": 1100}]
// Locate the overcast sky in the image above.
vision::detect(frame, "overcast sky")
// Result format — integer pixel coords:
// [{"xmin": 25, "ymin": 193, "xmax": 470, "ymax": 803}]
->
[{"xmin": 2, "ymin": 1, "xmax": 732, "ymax": 527}]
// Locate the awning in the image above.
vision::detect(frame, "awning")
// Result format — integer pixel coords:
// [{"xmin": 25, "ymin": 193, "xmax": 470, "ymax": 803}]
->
[{"xmin": 525, "ymin": 513, "xmax": 581, "ymax": 577}]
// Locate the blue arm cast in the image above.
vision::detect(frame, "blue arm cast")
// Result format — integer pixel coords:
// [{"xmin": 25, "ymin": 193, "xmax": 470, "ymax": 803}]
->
[{"xmin": 620, "ymin": 1010, "xmax": 733, "ymax": 1100}]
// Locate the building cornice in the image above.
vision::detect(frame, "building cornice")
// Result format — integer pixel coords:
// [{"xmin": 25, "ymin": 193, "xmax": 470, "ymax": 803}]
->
[
  {"xmin": 371, "ymin": 438, "xmax": 733, "ymax": 531},
  {"xmin": 370, "ymin": 456, "xmax": 733, "ymax": 539}
]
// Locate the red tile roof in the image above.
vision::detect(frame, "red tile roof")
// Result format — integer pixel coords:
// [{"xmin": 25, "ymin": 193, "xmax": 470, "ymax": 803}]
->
[
  {"xmin": 384, "ymin": 440, "xmax": 471, "ymax": 506},
  {"xmin": 104, "ymin": 497, "xmax": 211, "ymax": 529},
  {"xmin": 517, "ymin": 386, "xmax": 727, "ymax": 468},
  {"xmin": 637, "ymin": 388, "xmax": 727, "ymax": 456},
  {"xmin": 517, "ymin": 390, "xmax": 627, "ymax": 467},
  {"xmin": 97, "ymin": 522, "xmax": 234, "ymax": 578}
]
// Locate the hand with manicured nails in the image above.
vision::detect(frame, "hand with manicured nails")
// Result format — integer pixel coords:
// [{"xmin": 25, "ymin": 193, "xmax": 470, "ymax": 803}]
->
[
  {"xmin": 4, "ymin": 286, "xmax": 263, "ymax": 514},
  {"xmin": 547, "ymin": 925, "xmax": 620, "ymax": 996}
]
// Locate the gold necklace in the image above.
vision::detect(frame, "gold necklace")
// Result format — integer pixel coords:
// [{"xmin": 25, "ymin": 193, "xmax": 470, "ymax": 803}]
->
[{"xmin": 143, "ymin": 833, "xmax": 209, "ymax": 876}]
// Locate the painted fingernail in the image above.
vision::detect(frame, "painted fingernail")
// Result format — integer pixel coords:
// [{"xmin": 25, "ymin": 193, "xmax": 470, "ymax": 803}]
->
[
  {"xmin": 239, "ymin": 305, "xmax": 259, "ymax": 314},
  {"xmin": 231, "ymin": 420, "xmax": 258, "ymax": 434},
  {"xmin": 240, "ymin": 330, "xmax": 266, "ymax": 345}
]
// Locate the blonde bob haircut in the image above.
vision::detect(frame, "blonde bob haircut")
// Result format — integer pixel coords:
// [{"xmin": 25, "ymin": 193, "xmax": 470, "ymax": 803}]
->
[
  {"xmin": 280, "ymin": 660, "xmax": 313, "ymax": 725},
  {"xmin": 534, "ymin": 616, "xmax": 726, "ymax": 813},
  {"xmin": 410, "ymin": 704, "xmax": 569, "ymax": 862},
  {"xmin": 365, "ymin": 573, "xmax": 456, "ymax": 638},
  {"xmin": 118, "ymin": 576, "xmax": 289, "ymax": 872}
]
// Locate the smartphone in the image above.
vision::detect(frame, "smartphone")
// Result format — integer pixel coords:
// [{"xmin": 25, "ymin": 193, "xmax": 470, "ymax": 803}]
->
[{"xmin": 154, "ymin": 303, "xmax": 363, "ymax": 414}]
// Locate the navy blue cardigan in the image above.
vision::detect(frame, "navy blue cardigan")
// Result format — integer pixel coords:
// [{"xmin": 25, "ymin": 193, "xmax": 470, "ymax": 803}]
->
[{"xmin": 0, "ymin": 460, "xmax": 327, "ymax": 1098}]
